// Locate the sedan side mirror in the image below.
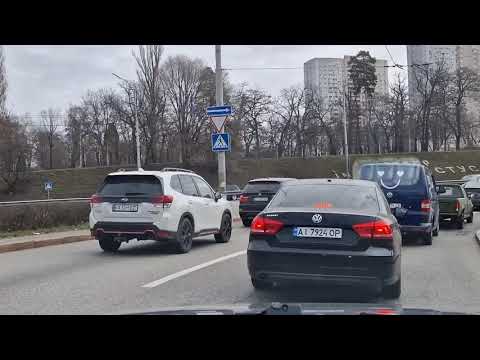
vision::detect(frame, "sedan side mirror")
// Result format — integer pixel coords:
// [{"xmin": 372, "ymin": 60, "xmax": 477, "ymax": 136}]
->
[{"xmin": 214, "ymin": 192, "xmax": 222, "ymax": 202}]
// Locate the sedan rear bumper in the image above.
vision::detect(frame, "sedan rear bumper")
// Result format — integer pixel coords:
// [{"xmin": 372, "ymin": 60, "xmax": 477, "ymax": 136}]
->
[{"xmin": 247, "ymin": 240, "xmax": 400, "ymax": 291}]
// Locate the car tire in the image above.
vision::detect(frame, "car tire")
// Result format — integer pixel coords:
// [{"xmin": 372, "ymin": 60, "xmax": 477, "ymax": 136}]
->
[
  {"xmin": 423, "ymin": 230, "xmax": 433, "ymax": 245},
  {"xmin": 382, "ymin": 278, "xmax": 401, "ymax": 299},
  {"xmin": 241, "ymin": 218, "xmax": 252, "ymax": 227},
  {"xmin": 467, "ymin": 212, "xmax": 474, "ymax": 224},
  {"xmin": 215, "ymin": 213, "xmax": 232, "ymax": 243},
  {"xmin": 98, "ymin": 236, "xmax": 121, "ymax": 253},
  {"xmin": 173, "ymin": 217, "xmax": 194, "ymax": 254},
  {"xmin": 251, "ymin": 277, "xmax": 272, "ymax": 290},
  {"xmin": 456, "ymin": 214, "xmax": 464, "ymax": 229},
  {"xmin": 433, "ymin": 219, "xmax": 439, "ymax": 236}
]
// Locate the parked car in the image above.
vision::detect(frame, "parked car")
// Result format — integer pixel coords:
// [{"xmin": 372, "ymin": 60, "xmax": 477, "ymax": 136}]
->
[
  {"xmin": 89, "ymin": 168, "xmax": 232, "ymax": 254},
  {"xmin": 437, "ymin": 183, "xmax": 473, "ymax": 228},
  {"xmin": 357, "ymin": 162, "xmax": 440, "ymax": 245},
  {"xmin": 247, "ymin": 178, "xmax": 402, "ymax": 299},
  {"xmin": 239, "ymin": 177, "xmax": 296, "ymax": 227}
]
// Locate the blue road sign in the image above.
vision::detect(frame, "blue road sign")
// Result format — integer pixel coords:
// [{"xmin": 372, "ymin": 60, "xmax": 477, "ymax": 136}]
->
[
  {"xmin": 207, "ymin": 105, "xmax": 232, "ymax": 117},
  {"xmin": 44, "ymin": 181, "xmax": 53, "ymax": 191},
  {"xmin": 211, "ymin": 133, "xmax": 231, "ymax": 152}
]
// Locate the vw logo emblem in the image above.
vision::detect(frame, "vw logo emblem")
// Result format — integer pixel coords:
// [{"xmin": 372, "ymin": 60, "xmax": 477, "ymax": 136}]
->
[
  {"xmin": 312, "ymin": 214, "xmax": 323, "ymax": 223},
  {"xmin": 386, "ymin": 192, "xmax": 393, "ymax": 199},
  {"xmin": 121, "ymin": 198, "xmax": 128, "ymax": 202}
]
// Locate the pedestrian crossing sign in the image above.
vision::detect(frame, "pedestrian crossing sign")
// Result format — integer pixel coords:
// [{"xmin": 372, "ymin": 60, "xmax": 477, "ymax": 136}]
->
[{"xmin": 211, "ymin": 133, "xmax": 231, "ymax": 152}]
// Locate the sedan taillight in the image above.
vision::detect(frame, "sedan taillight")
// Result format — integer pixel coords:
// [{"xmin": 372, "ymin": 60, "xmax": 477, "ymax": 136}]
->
[
  {"xmin": 250, "ymin": 215, "xmax": 284, "ymax": 235},
  {"xmin": 352, "ymin": 220, "xmax": 393, "ymax": 240},
  {"xmin": 239, "ymin": 195, "xmax": 249, "ymax": 204}
]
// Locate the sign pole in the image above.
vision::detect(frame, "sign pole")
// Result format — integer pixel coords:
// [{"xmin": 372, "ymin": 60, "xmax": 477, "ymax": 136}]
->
[{"xmin": 215, "ymin": 45, "xmax": 227, "ymax": 192}]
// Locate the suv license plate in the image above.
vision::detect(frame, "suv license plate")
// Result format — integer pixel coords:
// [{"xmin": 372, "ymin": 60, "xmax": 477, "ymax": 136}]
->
[
  {"xmin": 113, "ymin": 204, "xmax": 138, "ymax": 212},
  {"xmin": 390, "ymin": 203, "xmax": 402, "ymax": 209}
]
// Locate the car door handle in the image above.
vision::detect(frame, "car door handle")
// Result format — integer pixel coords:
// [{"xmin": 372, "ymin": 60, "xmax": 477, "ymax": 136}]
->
[{"xmin": 188, "ymin": 200, "xmax": 193, "ymax": 205}]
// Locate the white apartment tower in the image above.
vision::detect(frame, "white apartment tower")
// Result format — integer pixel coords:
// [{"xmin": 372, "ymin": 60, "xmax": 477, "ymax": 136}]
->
[{"xmin": 304, "ymin": 55, "xmax": 389, "ymax": 111}]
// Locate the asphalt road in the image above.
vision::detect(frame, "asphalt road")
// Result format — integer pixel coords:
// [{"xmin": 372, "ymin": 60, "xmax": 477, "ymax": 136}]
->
[{"xmin": 1, "ymin": 216, "xmax": 480, "ymax": 314}]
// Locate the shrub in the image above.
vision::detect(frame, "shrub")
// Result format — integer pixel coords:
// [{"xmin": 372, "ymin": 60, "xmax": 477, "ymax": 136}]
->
[{"xmin": 0, "ymin": 202, "xmax": 90, "ymax": 232}]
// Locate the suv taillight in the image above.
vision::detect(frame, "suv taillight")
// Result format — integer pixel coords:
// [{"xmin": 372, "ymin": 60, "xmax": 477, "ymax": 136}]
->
[
  {"xmin": 455, "ymin": 199, "xmax": 460, "ymax": 212},
  {"xmin": 239, "ymin": 195, "xmax": 249, "ymax": 204},
  {"xmin": 250, "ymin": 215, "xmax": 284, "ymax": 235},
  {"xmin": 352, "ymin": 220, "xmax": 393, "ymax": 239},
  {"xmin": 151, "ymin": 195, "xmax": 174, "ymax": 207},
  {"xmin": 90, "ymin": 194, "xmax": 103, "ymax": 204},
  {"xmin": 421, "ymin": 199, "xmax": 432, "ymax": 212}
]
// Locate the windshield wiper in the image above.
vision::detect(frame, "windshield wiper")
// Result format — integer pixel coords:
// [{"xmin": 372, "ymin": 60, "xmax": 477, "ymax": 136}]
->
[{"xmin": 124, "ymin": 192, "xmax": 147, "ymax": 196}]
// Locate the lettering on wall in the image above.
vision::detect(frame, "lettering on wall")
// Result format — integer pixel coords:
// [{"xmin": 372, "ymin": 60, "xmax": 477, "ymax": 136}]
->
[{"xmin": 421, "ymin": 159, "xmax": 479, "ymax": 176}]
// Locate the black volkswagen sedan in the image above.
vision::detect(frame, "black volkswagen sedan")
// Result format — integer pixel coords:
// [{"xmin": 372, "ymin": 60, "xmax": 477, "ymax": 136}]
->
[{"xmin": 247, "ymin": 178, "xmax": 402, "ymax": 299}]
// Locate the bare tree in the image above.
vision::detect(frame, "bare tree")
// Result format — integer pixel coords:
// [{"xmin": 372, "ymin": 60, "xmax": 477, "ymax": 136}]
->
[
  {"xmin": 411, "ymin": 60, "xmax": 449, "ymax": 151},
  {"xmin": 0, "ymin": 46, "xmax": 7, "ymax": 114},
  {"xmin": 133, "ymin": 45, "xmax": 167, "ymax": 164},
  {"xmin": 0, "ymin": 114, "xmax": 31, "ymax": 194},
  {"xmin": 160, "ymin": 55, "xmax": 209, "ymax": 163},
  {"xmin": 39, "ymin": 109, "xmax": 60, "ymax": 169},
  {"xmin": 448, "ymin": 67, "xmax": 480, "ymax": 150}
]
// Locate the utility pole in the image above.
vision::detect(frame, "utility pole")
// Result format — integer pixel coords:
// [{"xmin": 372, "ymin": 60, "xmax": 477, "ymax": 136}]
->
[
  {"xmin": 215, "ymin": 45, "xmax": 227, "ymax": 191},
  {"xmin": 342, "ymin": 80, "xmax": 350, "ymax": 177}
]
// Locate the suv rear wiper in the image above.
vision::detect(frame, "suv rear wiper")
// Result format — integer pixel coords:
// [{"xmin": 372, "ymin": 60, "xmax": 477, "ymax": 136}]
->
[{"xmin": 124, "ymin": 192, "xmax": 147, "ymax": 196}]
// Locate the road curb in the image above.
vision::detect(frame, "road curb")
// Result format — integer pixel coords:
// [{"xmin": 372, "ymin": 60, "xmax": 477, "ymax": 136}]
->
[{"xmin": 0, "ymin": 235, "xmax": 93, "ymax": 254}]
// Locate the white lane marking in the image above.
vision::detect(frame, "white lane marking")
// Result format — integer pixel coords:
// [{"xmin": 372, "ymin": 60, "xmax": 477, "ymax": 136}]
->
[{"xmin": 141, "ymin": 250, "xmax": 247, "ymax": 288}]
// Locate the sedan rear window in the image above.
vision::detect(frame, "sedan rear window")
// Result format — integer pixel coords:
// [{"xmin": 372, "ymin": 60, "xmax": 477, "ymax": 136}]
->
[
  {"xmin": 244, "ymin": 181, "xmax": 281, "ymax": 193},
  {"xmin": 98, "ymin": 175, "xmax": 163, "ymax": 196},
  {"xmin": 268, "ymin": 184, "xmax": 380, "ymax": 212},
  {"xmin": 439, "ymin": 186, "xmax": 463, "ymax": 198}
]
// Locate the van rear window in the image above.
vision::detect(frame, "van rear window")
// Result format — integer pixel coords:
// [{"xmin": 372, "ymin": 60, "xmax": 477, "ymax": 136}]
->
[{"xmin": 359, "ymin": 164, "xmax": 424, "ymax": 190}]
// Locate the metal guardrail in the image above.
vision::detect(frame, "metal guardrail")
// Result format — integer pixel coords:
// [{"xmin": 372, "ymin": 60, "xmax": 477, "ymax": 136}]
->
[{"xmin": 0, "ymin": 198, "xmax": 90, "ymax": 207}]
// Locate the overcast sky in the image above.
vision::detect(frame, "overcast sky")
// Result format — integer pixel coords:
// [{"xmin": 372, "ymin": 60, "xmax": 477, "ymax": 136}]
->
[{"xmin": 4, "ymin": 45, "xmax": 407, "ymax": 116}]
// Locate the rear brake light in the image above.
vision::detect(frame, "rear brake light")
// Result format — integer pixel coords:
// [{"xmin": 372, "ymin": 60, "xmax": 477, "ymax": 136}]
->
[
  {"xmin": 90, "ymin": 194, "xmax": 103, "ymax": 204},
  {"xmin": 421, "ymin": 199, "xmax": 431, "ymax": 212},
  {"xmin": 352, "ymin": 220, "xmax": 393, "ymax": 239},
  {"xmin": 151, "ymin": 195, "xmax": 174, "ymax": 206},
  {"xmin": 455, "ymin": 200, "xmax": 460, "ymax": 212},
  {"xmin": 250, "ymin": 215, "xmax": 284, "ymax": 235},
  {"xmin": 239, "ymin": 195, "xmax": 249, "ymax": 204}
]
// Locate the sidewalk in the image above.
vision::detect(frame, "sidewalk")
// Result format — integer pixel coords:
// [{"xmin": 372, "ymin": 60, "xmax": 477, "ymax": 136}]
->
[{"xmin": 0, "ymin": 230, "xmax": 92, "ymax": 254}]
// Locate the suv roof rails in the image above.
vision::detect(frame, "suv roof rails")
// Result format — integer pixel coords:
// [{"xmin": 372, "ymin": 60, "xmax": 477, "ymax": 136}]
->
[{"xmin": 161, "ymin": 167, "xmax": 195, "ymax": 174}]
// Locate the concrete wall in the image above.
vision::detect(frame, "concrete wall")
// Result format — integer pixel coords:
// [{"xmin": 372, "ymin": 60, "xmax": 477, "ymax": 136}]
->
[{"xmin": 2, "ymin": 151, "xmax": 480, "ymax": 201}]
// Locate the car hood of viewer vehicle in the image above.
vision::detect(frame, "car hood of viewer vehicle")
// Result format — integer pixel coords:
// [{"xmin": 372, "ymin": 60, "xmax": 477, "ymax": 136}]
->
[{"xmin": 113, "ymin": 303, "xmax": 472, "ymax": 315}]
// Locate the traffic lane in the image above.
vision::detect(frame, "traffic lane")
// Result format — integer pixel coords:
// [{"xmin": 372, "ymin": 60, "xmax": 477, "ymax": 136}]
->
[
  {"xmin": 126, "ymin": 215, "xmax": 480, "ymax": 314},
  {"xmin": 397, "ymin": 213, "xmax": 480, "ymax": 313},
  {"xmin": 0, "ymin": 223, "xmax": 250, "ymax": 314}
]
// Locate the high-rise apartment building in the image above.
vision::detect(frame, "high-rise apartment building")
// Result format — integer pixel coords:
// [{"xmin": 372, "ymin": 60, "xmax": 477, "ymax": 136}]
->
[{"xmin": 304, "ymin": 55, "xmax": 389, "ymax": 110}]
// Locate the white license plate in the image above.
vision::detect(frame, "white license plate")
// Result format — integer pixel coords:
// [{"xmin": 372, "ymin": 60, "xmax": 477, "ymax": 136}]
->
[
  {"xmin": 390, "ymin": 203, "xmax": 402, "ymax": 209},
  {"xmin": 293, "ymin": 227, "xmax": 342, "ymax": 239},
  {"xmin": 112, "ymin": 203, "xmax": 138, "ymax": 212},
  {"xmin": 254, "ymin": 197, "xmax": 269, "ymax": 202}
]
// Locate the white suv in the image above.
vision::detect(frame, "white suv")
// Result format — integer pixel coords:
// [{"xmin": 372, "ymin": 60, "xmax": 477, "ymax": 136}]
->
[{"xmin": 89, "ymin": 168, "xmax": 232, "ymax": 253}]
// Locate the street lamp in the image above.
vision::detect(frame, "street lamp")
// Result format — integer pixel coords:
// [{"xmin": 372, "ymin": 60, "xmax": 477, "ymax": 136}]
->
[{"xmin": 112, "ymin": 72, "xmax": 141, "ymax": 170}]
